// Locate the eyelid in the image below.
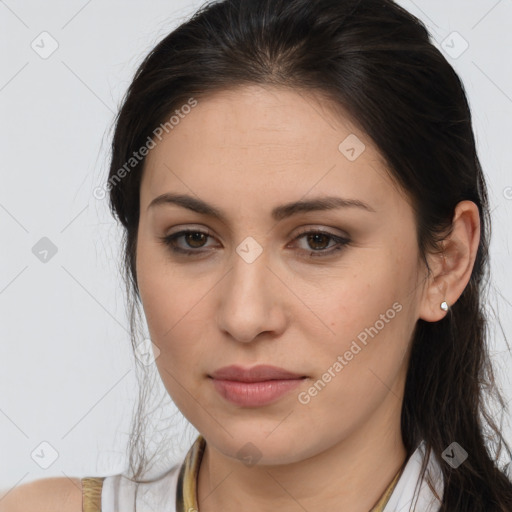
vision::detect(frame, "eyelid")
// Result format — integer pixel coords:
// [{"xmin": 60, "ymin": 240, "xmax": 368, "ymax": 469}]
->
[
  {"xmin": 164, "ymin": 224, "xmax": 215, "ymax": 239},
  {"xmin": 291, "ymin": 225, "xmax": 349, "ymax": 240}
]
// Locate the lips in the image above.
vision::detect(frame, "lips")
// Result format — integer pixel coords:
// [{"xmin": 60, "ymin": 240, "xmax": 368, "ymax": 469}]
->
[
  {"xmin": 209, "ymin": 364, "xmax": 305, "ymax": 382},
  {"xmin": 209, "ymin": 365, "xmax": 307, "ymax": 407}
]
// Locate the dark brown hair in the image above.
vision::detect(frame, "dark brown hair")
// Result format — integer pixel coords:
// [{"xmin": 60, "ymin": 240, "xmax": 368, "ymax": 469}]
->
[{"xmin": 106, "ymin": 0, "xmax": 512, "ymax": 509}]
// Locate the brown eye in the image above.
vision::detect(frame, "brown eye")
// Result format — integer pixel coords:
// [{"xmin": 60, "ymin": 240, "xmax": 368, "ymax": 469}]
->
[
  {"xmin": 183, "ymin": 232, "xmax": 208, "ymax": 248},
  {"xmin": 159, "ymin": 229, "xmax": 215, "ymax": 255},
  {"xmin": 305, "ymin": 232, "xmax": 331, "ymax": 251},
  {"xmin": 292, "ymin": 229, "xmax": 351, "ymax": 258}
]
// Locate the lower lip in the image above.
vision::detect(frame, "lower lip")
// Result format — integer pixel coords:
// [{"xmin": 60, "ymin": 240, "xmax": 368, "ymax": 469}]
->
[{"xmin": 211, "ymin": 378, "xmax": 304, "ymax": 407}]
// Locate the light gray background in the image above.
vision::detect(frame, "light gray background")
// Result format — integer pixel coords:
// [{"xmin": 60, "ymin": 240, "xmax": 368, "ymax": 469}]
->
[{"xmin": 1, "ymin": 0, "xmax": 511, "ymax": 489}]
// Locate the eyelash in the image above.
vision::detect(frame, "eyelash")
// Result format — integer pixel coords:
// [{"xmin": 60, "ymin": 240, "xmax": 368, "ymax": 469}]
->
[{"xmin": 159, "ymin": 228, "xmax": 350, "ymax": 258}]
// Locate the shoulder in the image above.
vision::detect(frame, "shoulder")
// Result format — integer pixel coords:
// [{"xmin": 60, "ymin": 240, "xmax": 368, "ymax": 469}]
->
[{"xmin": 0, "ymin": 477, "xmax": 83, "ymax": 512}]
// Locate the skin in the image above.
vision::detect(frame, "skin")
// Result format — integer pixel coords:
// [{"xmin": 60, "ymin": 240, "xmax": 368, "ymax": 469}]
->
[{"xmin": 136, "ymin": 84, "xmax": 480, "ymax": 512}]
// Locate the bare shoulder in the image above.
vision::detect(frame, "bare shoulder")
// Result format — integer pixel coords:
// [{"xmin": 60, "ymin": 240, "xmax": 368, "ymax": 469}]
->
[{"xmin": 0, "ymin": 477, "xmax": 83, "ymax": 512}]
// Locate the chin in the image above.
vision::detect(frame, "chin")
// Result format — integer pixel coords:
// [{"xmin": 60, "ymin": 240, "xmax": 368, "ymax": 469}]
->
[{"xmin": 205, "ymin": 425, "xmax": 320, "ymax": 466}]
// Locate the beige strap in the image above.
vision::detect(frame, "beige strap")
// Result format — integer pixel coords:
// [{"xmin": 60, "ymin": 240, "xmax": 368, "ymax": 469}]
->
[
  {"xmin": 82, "ymin": 477, "xmax": 105, "ymax": 512},
  {"xmin": 370, "ymin": 464, "xmax": 404, "ymax": 511}
]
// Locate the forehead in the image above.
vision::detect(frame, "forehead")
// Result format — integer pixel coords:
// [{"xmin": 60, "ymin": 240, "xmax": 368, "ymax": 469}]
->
[
  {"xmin": 152, "ymin": 85, "xmax": 365, "ymax": 159},
  {"xmin": 140, "ymin": 85, "xmax": 407, "ymax": 215}
]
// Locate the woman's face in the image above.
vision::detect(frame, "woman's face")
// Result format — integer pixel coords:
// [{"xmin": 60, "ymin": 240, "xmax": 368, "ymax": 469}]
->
[{"xmin": 136, "ymin": 85, "xmax": 430, "ymax": 464}]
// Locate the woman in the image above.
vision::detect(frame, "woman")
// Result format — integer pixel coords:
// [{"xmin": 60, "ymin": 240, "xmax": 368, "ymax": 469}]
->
[{"xmin": 3, "ymin": 0, "xmax": 512, "ymax": 511}]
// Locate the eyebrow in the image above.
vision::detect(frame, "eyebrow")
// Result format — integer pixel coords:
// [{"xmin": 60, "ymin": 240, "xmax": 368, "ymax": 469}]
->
[{"xmin": 147, "ymin": 193, "xmax": 376, "ymax": 221}]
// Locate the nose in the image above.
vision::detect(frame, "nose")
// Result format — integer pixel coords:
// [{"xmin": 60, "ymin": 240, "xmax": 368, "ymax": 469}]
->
[{"xmin": 215, "ymin": 247, "xmax": 288, "ymax": 343}]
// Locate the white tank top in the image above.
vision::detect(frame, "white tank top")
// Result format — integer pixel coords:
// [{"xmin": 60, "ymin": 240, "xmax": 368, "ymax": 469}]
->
[{"xmin": 100, "ymin": 465, "xmax": 181, "ymax": 512}]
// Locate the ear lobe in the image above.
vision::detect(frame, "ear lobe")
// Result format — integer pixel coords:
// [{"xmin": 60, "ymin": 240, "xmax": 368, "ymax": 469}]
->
[
  {"xmin": 418, "ymin": 200, "xmax": 480, "ymax": 323},
  {"xmin": 419, "ymin": 271, "xmax": 449, "ymax": 323}
]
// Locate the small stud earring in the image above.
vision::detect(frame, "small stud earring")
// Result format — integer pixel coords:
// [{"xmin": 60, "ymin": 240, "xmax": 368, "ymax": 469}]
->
[{"xmin": 440, "ymin": 301, "xmax": 449, "ymax": 312}]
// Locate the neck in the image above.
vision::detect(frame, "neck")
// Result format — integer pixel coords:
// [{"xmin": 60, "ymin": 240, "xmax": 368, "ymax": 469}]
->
[{"xmin": 197, "ymin": 390, "xmax": 407, "ymax": 512}]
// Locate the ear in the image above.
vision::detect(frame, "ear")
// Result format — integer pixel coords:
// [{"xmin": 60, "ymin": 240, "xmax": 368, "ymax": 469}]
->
[{"xmin": 418, "ymin": 200, "xmax": 481, "ymax": 322}]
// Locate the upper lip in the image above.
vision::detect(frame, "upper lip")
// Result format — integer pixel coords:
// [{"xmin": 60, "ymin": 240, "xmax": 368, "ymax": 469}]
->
[{"xmin": 209, "ymin": 365, "xmax": 305, "ymax": 382}]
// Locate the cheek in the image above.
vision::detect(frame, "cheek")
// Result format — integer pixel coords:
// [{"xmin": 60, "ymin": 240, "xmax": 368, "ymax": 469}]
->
[
  {"xmin": 303, "ymin": 247, "xmax": 417, "ymax": 385},
  {"xmin": 312, "ymin": 264, "xmax": 409, "ymax": 344},
  {"xmin": 139, "ymin": 274, "xmax": 211, "ymax": 373},
  {"xmin": 291, "ymin": 266, "xmax": 413, "ymax": 439},
  {"xmin": 136, "ymin": 240, "xmax": 216, "ymax": 399},
  {"xmin": 136, "ymin": 234, "xmax": 203, "ymax": 339},
  {"xmin": 136, "ymin": 252, "xmax": 209, "ymax": 412}
]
